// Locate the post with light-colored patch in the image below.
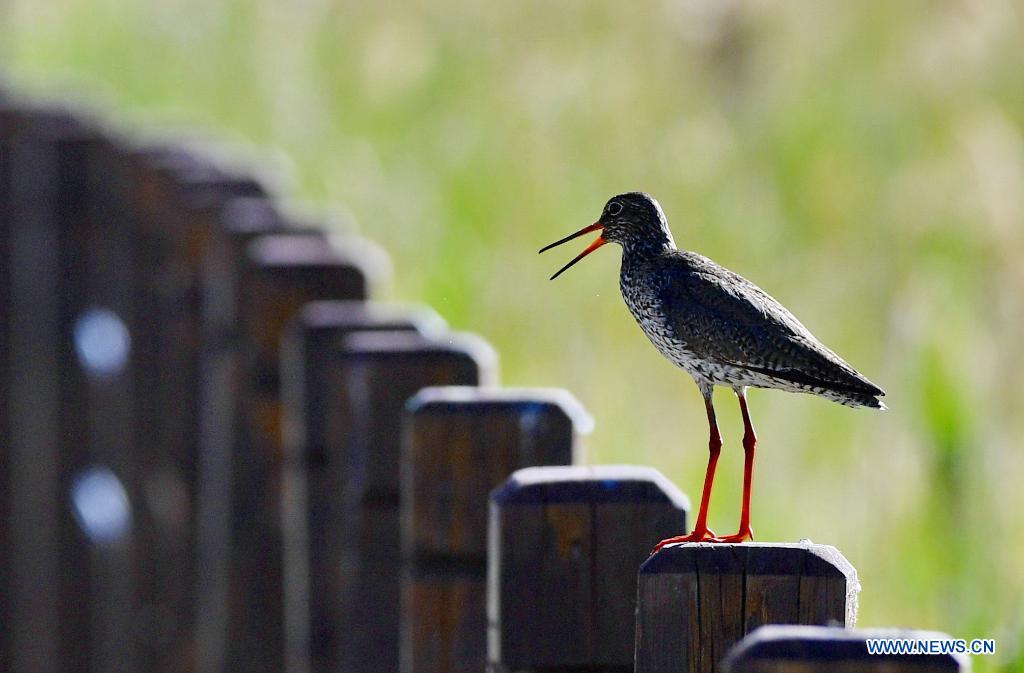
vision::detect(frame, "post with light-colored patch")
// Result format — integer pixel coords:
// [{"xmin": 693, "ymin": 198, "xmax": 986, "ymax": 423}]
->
[
  {"xmin": 487, "ymin": 465, "xmax": 690, "ymax": 673},
  {"xmin": 400, "ymin": 387, "xmax": 591, "ymax": 673},
  {"xmin": 635, "ymin": 542, "xmax": 860, "ymax": 673}
]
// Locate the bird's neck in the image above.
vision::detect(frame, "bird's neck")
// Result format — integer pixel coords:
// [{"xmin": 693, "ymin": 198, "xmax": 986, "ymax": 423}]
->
[{"xmin": 621, "ymin": 235, "xmax": 675, "ymax": 263}]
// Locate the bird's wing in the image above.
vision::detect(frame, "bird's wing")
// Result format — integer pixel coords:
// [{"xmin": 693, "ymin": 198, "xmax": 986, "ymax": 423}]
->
[{"xmin": 657, "ymin": 252, "xmax": 884, "ymax": 397}]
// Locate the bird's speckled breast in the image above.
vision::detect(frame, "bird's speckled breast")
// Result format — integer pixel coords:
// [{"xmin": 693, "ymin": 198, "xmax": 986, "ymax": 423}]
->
[
  {"xmin": 619, "ymin": 259, "xmax": 705, "ymax": 377},
  {"xmin": 619, "ymin": 256, "xmax": 808, "ymax": 394}
]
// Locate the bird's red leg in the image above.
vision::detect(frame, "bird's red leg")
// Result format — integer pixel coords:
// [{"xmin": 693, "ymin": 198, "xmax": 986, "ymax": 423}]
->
[
  {"xmin": 713, "ymin": 388, "xmax": 755, "ymax": 543},
  {"xmin": 652, "ymin": 387, "xmax": 721, "ymax": 553}
]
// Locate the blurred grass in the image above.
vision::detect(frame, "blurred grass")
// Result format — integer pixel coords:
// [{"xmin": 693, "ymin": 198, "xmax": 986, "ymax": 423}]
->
[{"xmin": 3, "ymin": 0, "xmax": 1024, "ymax": 669}]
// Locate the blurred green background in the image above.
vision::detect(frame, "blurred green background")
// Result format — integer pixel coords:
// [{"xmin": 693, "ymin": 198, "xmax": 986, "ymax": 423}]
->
[{"xmin": 3, "ymin": 0, "xmax": 1022, "ymax": 669}]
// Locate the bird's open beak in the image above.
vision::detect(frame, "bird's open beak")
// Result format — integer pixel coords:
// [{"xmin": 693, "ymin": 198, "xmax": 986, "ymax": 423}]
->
[{"xmin": 539, "ymin": 222, "xmax": 607, "ymax": 280}]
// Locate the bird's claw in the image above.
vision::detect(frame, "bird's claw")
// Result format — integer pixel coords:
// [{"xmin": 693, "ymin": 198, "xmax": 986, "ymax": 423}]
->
[
  {"xmin": 651, "ymin": 528, "xmax": 718, "ymax": 554},
  {"xmin": 708, "ymin": 526, "xmax": 755, "ymax": 543},
  {"xmin": 651, "ymin": 526, "xmax": 755, "ymax": 553}
]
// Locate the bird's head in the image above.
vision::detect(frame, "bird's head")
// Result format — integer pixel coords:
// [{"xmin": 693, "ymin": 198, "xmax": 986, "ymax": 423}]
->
[{"xmin": 540, "ymin": 192, "xmax": 676, "ymax": 280}]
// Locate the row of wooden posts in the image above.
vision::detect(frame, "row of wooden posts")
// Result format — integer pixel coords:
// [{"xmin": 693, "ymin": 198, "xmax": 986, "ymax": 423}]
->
[{"xmin": 0, "ymin": 86, "xmax": 969, "ymax": 672}]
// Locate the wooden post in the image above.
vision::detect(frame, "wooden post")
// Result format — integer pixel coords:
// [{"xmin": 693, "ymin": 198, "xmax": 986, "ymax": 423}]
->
[
  {"xmin": 123, "ymin": 149, "xmax": 267, "ymax": 673},
  {"xmin": 144, "ymin": 157, "xmax": 265, "ymax": 504},
  {"xmin": 279, "ymin": 300, "xmax": 446, "ymax": 673},
  {"xmin": 722, "ymin": 625, "xmax": 970, "ymax": 672},
  {"xmin": 7, "ymin": 109, "xmax": 89, "ymax": 673},
  {"xmin": 63, "ymin": 465, "xmax": 137, "ymax": 672},
  {"xmin": 282, "ymin": 301, "xmax": 447, "ymax": 471},
  {"xmin": 312, "ymin": 332, "xmax": 498, "ymax": 673},
  {"xmin": 0, "ymin": 96, "xmax": 23, "ymax": 525},
  {"xmin": 82, "ymin": 134, "xmax": 137, "ymax": 471},
  {"xmin": 122, "ymin": 146, "xmax": 195, "ymax": 509},
  {"xmin": 0, "ymin": 100, "xmax": 17, "ymax": 444},
  {"xmin": 79, "ymin": 131, "xmax": 141, "ymax": 673},
  {"xmin": 3, "ymin": 107, "xmax": 137, "ymax": 673},
  {"xmin": 401, "ymin": 388, "xmax": 591, "ymax": 673},
  {"xmin": 635, "ymin": 542, "xmax": 860, "ymax": 673},
  {"xmin": 197, "ymin": 222, "xmax": 387, "ymax": 673},
  {"xmin": 193, "ymin": 195, "xmax": 289, "ymax": 673},
  {"xmin": 123, "ymin": 147, "xmax": 221, "ymax": 673},
  {"xmin": 488, "ymin": 465, "xmax": 690, "ymax": 673},
  {"xmin": 0, "ymin": 97, "xmax": 14, "ymax": 673}
]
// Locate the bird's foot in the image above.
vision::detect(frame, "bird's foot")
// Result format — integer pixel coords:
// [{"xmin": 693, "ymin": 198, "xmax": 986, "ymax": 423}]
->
[
  {"xmin": 709, "ymin": 526, "xmax": 754, "ymax": 543},
  {"xmin": 651, "ymin": 528, "xmax": 718, "ymax": 554}
]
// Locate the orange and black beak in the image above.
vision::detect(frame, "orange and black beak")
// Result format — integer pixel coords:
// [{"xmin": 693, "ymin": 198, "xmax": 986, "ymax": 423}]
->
[{"xmin": 539, "ymin": 222, "xmax": 607, "ymax": 280}]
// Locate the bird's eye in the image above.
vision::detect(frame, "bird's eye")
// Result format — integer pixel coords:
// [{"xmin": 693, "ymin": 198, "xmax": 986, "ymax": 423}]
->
[{"xmin": 607, "ymin": 201, "xmax": 623, "ymax": 216}]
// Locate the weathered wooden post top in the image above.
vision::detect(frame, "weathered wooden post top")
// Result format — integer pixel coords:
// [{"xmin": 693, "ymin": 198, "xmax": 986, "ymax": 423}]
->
[
  {"xmin": 401, "ymin": 387, "xmax": 592, "ymax": 673},
  {"xmin": 722, "ymin": 625, "xmax": 971, "ymax": 672},
  {"xmin": 488, "ymin": 464, "xmax": 690, "ymax": 673},
  {"xmin": 635, "ymin": 541, "xmax": 860, "ymax": 673}
]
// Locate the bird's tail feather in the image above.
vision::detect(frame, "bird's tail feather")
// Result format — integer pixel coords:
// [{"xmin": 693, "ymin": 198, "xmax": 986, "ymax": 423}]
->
[{"xmin": 843, "ymin": 393, "xmax": 887, "ymax": 410}]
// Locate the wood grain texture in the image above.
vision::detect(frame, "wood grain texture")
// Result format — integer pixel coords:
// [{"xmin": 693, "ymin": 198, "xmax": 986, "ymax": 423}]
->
[
  {"xmin": 635, "ymin": 543, "xmax": 859, "ymax": 673},
  {"xmin": 313, "ymin": 332, "xmax": 499, "ymax": 673},
  {"xmin": 721, "ymin": 625, "xmax": 969, "ymax": 673},
  {"xmin": 278, "ymin": 300, "xmax": 445, "ymax": 673},
  {"xmin": 488, "ymin": 465, "xmax": 690, "ymax": 673},
  {"xmin": 401, "ymin": 387, "xmax": 590, "ymax": 673}
]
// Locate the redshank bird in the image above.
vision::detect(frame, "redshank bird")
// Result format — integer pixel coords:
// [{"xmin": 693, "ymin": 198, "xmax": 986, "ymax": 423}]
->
[{"xmin": 539, "ymin": 192, "xmax": 884, "ymax": 546}]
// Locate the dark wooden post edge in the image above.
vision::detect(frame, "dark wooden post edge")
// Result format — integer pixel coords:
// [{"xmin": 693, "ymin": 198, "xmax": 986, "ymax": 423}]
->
[{"xmin": 721, "ymin": 625, "xmax": 971, "ymax": 672}]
